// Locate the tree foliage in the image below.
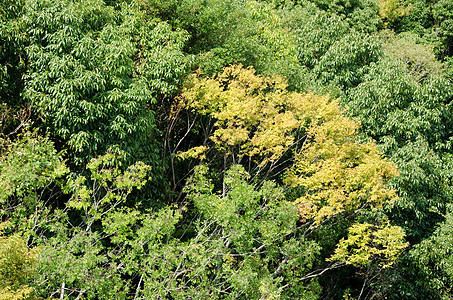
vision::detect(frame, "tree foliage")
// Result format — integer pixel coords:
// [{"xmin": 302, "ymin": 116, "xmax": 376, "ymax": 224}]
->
[
  {"xmin": 24, "ymin": 0, "xmax": 189, "ymax": 167},
  {"xmin": 409, "ymin": 212, "xmax": 453, "ymax": 298},
  {"xmin": 329, "ymin": 222, "xmax": 408, "ymax": 268},
  {"xmin": 0, "ymin": 0, "xmax": 452, "ymax": 298},
  {"xmin": 180, "ymin": 65, "xmax": 398, "ymax": 228},
  {"xmin": 0, "ymin": 222, "xmax": 38, "ymax": 300},
  {"xmin": 345, "ymin": 58, "xmax": 453, "ymax": 241}
]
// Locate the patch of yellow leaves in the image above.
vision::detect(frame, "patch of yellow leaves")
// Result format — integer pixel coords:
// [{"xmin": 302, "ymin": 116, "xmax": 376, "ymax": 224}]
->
[
  {"xmin": 179, "ymin": 65, "xmax": 398, "ymax": 224},
  {"xmin": 286, "ymin": 113, "xmax": 398, "ymax": 225},
  {"xmin": 328, "ymin": 222, "xmax": 408, "ymax": 268}
]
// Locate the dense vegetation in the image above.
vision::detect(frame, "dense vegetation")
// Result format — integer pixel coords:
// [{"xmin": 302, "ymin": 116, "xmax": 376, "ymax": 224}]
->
[{"xmin": 1, "ymin": 0, "xmax": 452, "ymax": 298}]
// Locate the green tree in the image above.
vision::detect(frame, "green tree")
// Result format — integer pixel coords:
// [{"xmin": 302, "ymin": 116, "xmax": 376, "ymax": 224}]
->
[
  {"xmin": 312, "ymin": 32, "xmax": 382, "ymax": 90},
  {"xmin": 178, "ymin": 164, "xmax": 322, "ymax": 299},
  {"xmin": 23, "ymin": 0, "xmax": 189, "ymax": 169},
  {"xmin": 380, "ymin": 30, "xmax": 443, "ymax": 82},
  {"xmin": 345, "ymin": 59, "xmax": 453, "ymax": 241},
  {"xmin": 409, "ymin": 212, "xmax": 453, "ymax": 299},
  {"xmin": 304, "ymin": 0, "xmax": 382, "ymax": 32},
  {"xmin": 279, "ymin": 3, "xmax": 384, "ymax": 93},
  {"xmin": 281, "ymin": 5, "xmax": 349, "ymax": 70},
  {"xmin": 33, "ymin": 151, "xmax": 151, "ymax": 299},
  {"xmin": 142, "ymin": 0, "xmax": 306, "ymax": 89},
  {"xmin": 432, "ymin": 0, "xmax": 453, "ymax": 60},
  {"xmin": 0, "ymin": 0, "xmax": 29, "ymax": 136},
  {"xmin": 0, "ymin": 0, "xmax": 25, "ymax": 107},
  {"xmin": 0, "ymin": 131, "xmax": 67, "ymax": 232}
]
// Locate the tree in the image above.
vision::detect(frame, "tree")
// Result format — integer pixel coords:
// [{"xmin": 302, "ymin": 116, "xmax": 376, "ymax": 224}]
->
[
  {"xmin": 312, "ymin": 32, "xmax": 382, "ymax": 90},
  {"xmin": 0, "ymin": 0, "xmax": 25, "ymax": 107},
  {"xmin": 279, "ymin": 3, "xmax": 383, "ymax": 93},
  {"xmin": 171, "ymin": 65, "xmax": 409, "ymax": 299},
  {"xmin": 408, "ymin": 212, "xmax": 453, "ymax": 299},
  {"xmin": 281, "ymin": 5, "xmax": 349, "ymax": 70},
  {"xmin": 432, "ymin": 0, "xmax": 453, "ymax": 60},
  {"xmin": 142, "ymin": 0, "xmax": 307, "ymax": 90},
  {"xmin": 23, "ymin": 0, "xmax": 189, "ymax": 170},
  {"xmin": 378, "ymin": 0, "xmax": 412, "ymax": 27},
  {"xmin": 345, "ymin": 58, "xmax": 453, "ymax": 241},
  {"xmin": 33, "ymin": 150, "xmax": 151, "ymax": 299},
  {"xmin": 0, "ymin": 131, "xmax": 67, "ymax": 232},
  {"xmin": 177, "ymin": 164, "xmax": 322, "ymax": 299},
  {"xmin": 0, "ymin": 222, "xmax": 38, "ymax": 300},
  {"xmin": 0, "ymin": 0, "xmax": 29, "ymax": 136},
  {"xmin": 304, "ymin": 0, "xmax": 382, "ymax": 32},
  {"xmin": 178, "ymin": 65, "xmax": 398, "ymax": 217},
  {"xmin": 380, "ymin": 30, "xmax": 443, "ymax": 83}
]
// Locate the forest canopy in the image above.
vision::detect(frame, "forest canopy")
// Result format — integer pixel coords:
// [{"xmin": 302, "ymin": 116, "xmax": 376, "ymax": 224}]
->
[{"xmin": 1, "ymin": 0, "xmax": 453, "ymax": 299}]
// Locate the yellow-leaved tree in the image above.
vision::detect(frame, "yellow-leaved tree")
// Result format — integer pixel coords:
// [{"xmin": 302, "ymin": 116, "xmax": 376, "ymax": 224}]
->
[
  {"xmin": 284, "ymin": 106, "xmax": 398, "ymax": 225},
  {"xmin": 328, "ymin": 222, "xmax": 409, "ymax": 268},
  {"xmin": 378, "ymin": 0, "xmax": 412, "ymax": 25},
  {"xmin": 0, "ymin": 222, "xmax": 38, "ymax": 300},
  {"xmin": 175, "ymin": 65, "xmax": 407, "ymax": 268}
]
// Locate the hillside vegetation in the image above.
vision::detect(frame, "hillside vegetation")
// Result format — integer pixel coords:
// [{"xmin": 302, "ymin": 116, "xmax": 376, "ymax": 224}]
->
[{"xmin": 1, "ymin": 0, "xmax": 453, "ymax": 298}]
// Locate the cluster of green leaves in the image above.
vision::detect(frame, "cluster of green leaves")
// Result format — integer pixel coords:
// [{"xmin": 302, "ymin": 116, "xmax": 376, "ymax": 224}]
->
[
  {"xmin": 305, "ymin": 0, "xmax": 382, "ymax": 32},
  {"xmin": 345, "ymin": 58, "xmax": 453, "ymax": 241},
  {"xmin": 381, "ymin": 30, "xmax": 444, "ymax": 82},
  {"xmin": 409, "ymin": 212, "xmax": 453, "ymax": 298},
  {"xmin": 32, "ymin": 151, "xmax": 153, "ymax": 299},
  {"xmin": 144, "ymin": 164, "xmax": 322, "ymax": 299},
  {"xmin": 392, "ymin": 0, "xmax": 453, "ymax": 62},
  {"xmin": 24, "ymin": 0, "xmax": 189, "ymax": 167},
  {"xmin": 0, "ymin": 0, "xmax": 26, "ymax": 107},
  {"xmin": 0, "ymin": 131, "xmax": 67, "ymax": 233},
  {"xmin": 0, "ymin": 0, "xmax": 29, "ymax": 136}
]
